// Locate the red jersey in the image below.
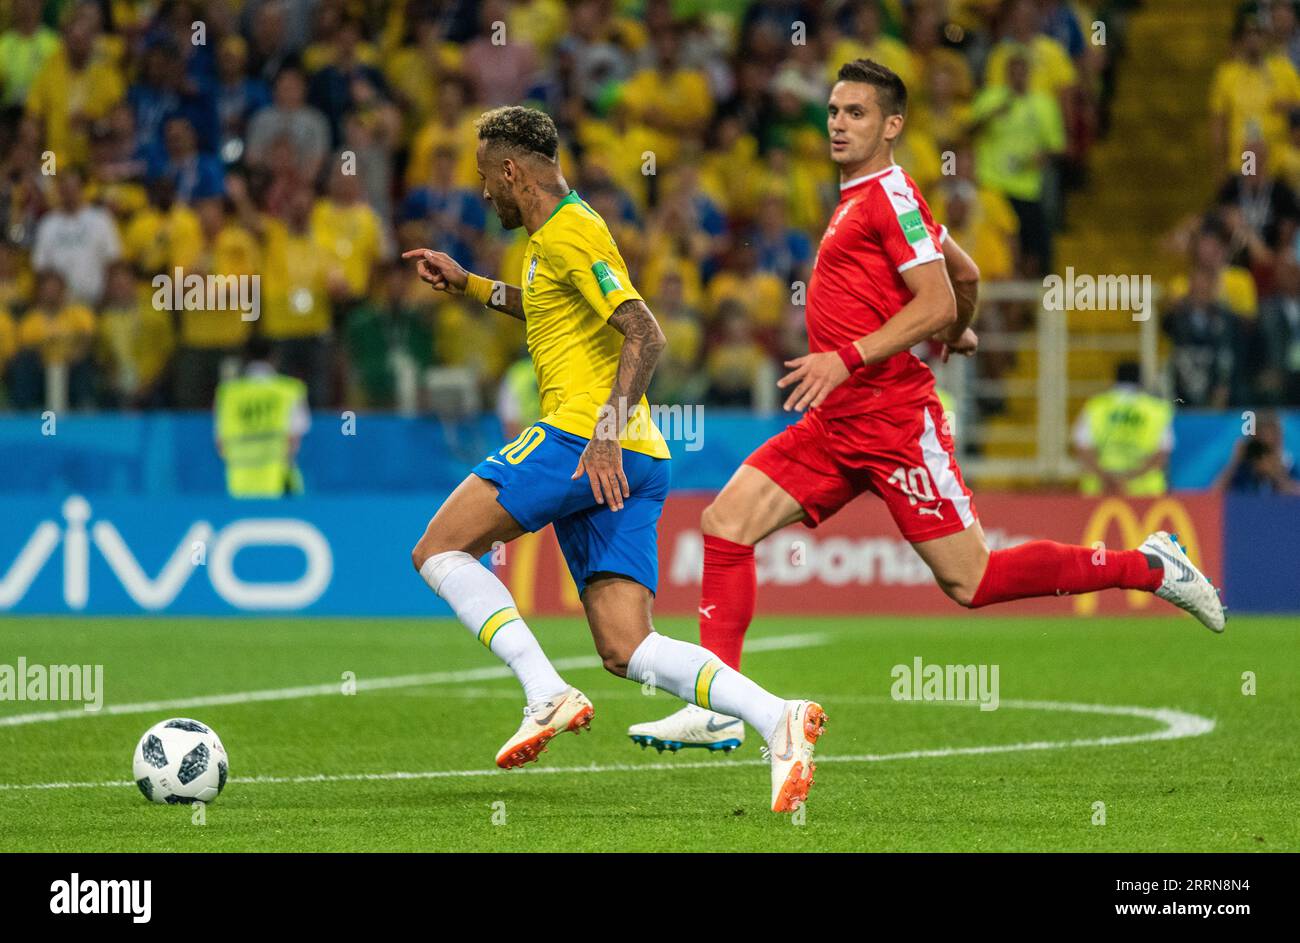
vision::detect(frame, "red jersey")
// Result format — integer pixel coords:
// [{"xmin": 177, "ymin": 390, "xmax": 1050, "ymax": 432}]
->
[{"xmin": 805, "ymin": 163, "xmax": 946, "ymax": 418}]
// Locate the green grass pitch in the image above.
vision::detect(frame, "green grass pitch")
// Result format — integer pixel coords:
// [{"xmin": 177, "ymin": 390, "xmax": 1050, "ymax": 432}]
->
[{"xmin": 0, "ymin": 613, "xmax": 1295, "ymax": 852}]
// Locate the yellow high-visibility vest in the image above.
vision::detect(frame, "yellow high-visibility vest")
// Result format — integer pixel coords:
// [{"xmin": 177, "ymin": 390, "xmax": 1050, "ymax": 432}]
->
[
  {"xmin": 215, "ymin": 374, "xmax": 306, "ymax": 498},
  {"xmin": 1079, "ymin": 389, "xmax": 1173, "ymax": 497}
]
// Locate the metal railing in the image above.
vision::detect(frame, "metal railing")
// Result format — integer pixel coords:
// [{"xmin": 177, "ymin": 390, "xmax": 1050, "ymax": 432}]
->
[{"xmin": 929, "ymin": 280, "xmax": 1160, "ymax": 484}]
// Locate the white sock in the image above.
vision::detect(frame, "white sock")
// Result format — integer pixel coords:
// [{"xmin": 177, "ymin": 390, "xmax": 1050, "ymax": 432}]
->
[
  {"xmin": 419, "ymin": 551, "xmax": 567, "ymax": 704},
  {"xmin": 626, "ymin": 632, "xmax": 786, "ymax": 740}
]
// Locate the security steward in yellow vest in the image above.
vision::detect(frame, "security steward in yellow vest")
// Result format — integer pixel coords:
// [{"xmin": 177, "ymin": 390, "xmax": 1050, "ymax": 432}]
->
[
  {"xmin": 1072, "ymin": 362, "xmax": 1173, "ymax": 497},
  {"xmin": 214, "ymin": 337, "xmax": 310, "ymax": 498}
]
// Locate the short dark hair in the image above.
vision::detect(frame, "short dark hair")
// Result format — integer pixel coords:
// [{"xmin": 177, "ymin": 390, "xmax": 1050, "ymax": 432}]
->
[
  {"xmin": 1115, "ymin": 361, "xmax": 1142, "ymax": 385},
  {"xmin": 836, "ymin": 58, "xmax": 907, "ymax": 116},
  {"xmin": 475, "ymin": 106, "xmax": 559, "ymax": 161},
  {"xmin": 245, "ymin": 333, "xmax": 274, "ymax": 364}
]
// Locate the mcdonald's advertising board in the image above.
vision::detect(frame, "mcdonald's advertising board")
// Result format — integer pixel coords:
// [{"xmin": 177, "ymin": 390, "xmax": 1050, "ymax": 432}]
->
[{"xmin": 496, "ymin": 494, "xmax": 1225, "ymax": 618}]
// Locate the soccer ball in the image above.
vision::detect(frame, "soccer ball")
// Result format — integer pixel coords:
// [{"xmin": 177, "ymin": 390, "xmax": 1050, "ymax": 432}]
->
[{"xmin": 132, "ymin": 718, "xmax": 229, "ymax": 804}]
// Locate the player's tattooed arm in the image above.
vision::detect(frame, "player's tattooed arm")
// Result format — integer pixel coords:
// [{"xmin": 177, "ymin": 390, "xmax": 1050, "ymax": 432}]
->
[
  {"xmin": 572, "ymin": 298, "xmax": 666, "ymax": 511},
  {"xmin": 603, "ymin": 299, "xmax": 667, "ymax": 415},
  {"xmin": 400, "ymin": 248, "xmax": 526, "ymax": 321}
]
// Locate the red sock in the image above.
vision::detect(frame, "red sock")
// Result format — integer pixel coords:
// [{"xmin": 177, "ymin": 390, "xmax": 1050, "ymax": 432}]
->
[
  {"xmin": 970, "ymin": 540, "xmax": 1163, "ymax": 608},
  {"xmin": 698, "ymin": 534, "xmax": 756, "ymax": 669}
]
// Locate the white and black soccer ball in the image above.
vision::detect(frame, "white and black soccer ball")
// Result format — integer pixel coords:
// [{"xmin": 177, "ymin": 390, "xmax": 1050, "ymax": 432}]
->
[{"xmin": 132, "ymin": 718, "xmax": 229, "ymax": 804}]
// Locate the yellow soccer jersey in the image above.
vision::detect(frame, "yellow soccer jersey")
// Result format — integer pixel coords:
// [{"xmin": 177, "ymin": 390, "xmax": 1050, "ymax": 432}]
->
[{"xmin": 522, "ymin": 190, "xmax": 670, "ymax": 459}]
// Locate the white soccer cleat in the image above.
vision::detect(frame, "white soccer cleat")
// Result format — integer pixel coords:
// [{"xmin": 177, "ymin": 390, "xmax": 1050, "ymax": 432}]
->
[
  {"xmin": 627, "ymin": 704, "xmax": 746, "ymax": 753},
  {"xmin": 495, "ymin": 686, "xmax": 594, "ymax": 769},
  {"xmin": 766, "ymin": 700, "xmax": 827, "ymax": 813},
  {"xmin": 1139, "ymin": 530, "xmax": 1226, "ymax": 633}
]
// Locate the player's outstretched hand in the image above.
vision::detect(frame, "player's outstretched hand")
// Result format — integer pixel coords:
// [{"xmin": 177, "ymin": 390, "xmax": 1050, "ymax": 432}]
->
[
  {"xmin": 400, "ymin": 248, "xmax": 468, "ymax": 294},
  {"xmin": 939, "ymin": 327, "xmax": 979, "ymax": 363},
  {"xmin": 778, "ymin": 351, "xmax": 851, "ymax": 412},
  {"xmin": 572, "ymin": 435, "xmax": 630, "ymax": 511}
]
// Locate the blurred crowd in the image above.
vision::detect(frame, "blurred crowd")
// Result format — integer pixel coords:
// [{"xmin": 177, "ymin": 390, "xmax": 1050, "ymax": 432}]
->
[
  {"xmin": 1165, "ymin": 0, "xmax": 1300, "ymax": 410},
  {"xmin": 0, "ymin": 0, "xmax": 1118, "ymax": 413}
]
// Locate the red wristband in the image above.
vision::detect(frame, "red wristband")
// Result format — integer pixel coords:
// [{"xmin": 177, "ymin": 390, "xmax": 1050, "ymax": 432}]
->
[{"xmin": 836, "ymin": 343, "xmax": 864, "ymax": 373}]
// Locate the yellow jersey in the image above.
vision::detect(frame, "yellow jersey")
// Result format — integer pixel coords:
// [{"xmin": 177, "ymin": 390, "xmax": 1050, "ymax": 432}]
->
[{"xmin": 521, "ymin": 190, "xmax": 669, "ymax": 459}]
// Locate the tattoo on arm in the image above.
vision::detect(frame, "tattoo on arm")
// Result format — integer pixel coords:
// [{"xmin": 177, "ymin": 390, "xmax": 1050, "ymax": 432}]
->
[
  {"xmin": 484, "ymin": 282, "xmax": 526, "ymax": 321},
  {"xmin": 596, "ymin": 298, "xmax": 667, "ymax": 438}
]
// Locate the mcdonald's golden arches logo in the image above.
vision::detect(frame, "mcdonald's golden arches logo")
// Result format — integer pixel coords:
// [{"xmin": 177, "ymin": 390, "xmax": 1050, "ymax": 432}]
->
[{"xmin": 1076, "ymin": 498, "xmax": 1201, "ymax": 615}]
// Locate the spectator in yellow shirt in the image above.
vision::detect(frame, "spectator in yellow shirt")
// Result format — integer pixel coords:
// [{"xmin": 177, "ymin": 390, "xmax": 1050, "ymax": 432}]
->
[
  {"xmin": 1166, "ymin": 223, "xmax": 1259, "ymax": 321},
  {"xmin": 432, "ymin": 298, "xmax": 515, "ymax": 386},
  {"xmin": 97, "ymin": 260, "xmax": 174, "ymax": 407},
  {"xmin": 383, "ymin": 17, "xmax": 464, "ymax": 134},
  {"xmin": 616, "ymin": 26, "xmax": 712, "ymax": 168},
  {"xmin": 169, "ymin": 193, "xmax": 263, "ymax": 408},
  {"xmin": 940, "ymin": 178, "xmax": 1017, "ymax": 282},
  {"xmin": 0, "ymin": 241, "xmax": 33, "ymax": 315},
  {"xmin": 1210, "ymin": 16, "xmax": 1300, "ymax": 177},
  {"xmin": 912, "ymin": 56, "xmax": 974, "ymax": 152},
  {"xmin": 12, "ymin": 270, "xmax": 97, "ymax": 409},
  {"xmin": 983, "ymin": 0, "xmax": 1079, "ymax": 101},
  {"xmin": 706, "ymin": 300, "xmax": 768, "ymax": 407},
  {"xmin": 700, "ymin": 115, "xmax": 764, "ymax": 218},
  {"xmin": 405, "ymin": 76, "xmax": 480, "ymax": 191},
  {"xmin": 25, "ymin": 16, "xmax": 125, "ymax": 167},
  {"xmin": 907, "ymin": 3, "xmax": 973, "ymax": 111},
  {"xmin": 508, "ymin": 0, "xmax": 568, "ymax": 56},
  {"xmin": 257, "ymin": 184, "xmax": 345, "ymax": 405},
  {"xmin": 826, "ymin": 1, "xmax": 917, "ymax": 92},
  {"xmin": 121, "ymin": 180, "xmax": 203, "ymax": 276},
  {"xmin": 649, "ymin": 268, "xmax": 706, "ymax": 406},
  {"xmin": 312, "ymin": 164, "xmax": 385, "ymax": 308},
  {"xmin": 707, "ymin": 242, "xmax": 787, "ymax": 332}
]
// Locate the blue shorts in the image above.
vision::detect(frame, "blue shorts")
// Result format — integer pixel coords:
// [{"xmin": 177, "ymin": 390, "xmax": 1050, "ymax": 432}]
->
[{"xmin": 472, "ymin": 423, "xmax": 671, "ymax": 594}]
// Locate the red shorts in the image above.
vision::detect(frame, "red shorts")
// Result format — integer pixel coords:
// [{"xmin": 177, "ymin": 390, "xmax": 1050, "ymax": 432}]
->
[{"xmin": 744, "ymin": 393, "xmax": 977, "ymax": 543}]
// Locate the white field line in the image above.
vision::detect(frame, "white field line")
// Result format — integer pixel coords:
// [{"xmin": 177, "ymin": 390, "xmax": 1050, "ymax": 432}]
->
[
  {"xmin": 0, "ymin": 697, "xmax": 1214, "ymax": 793},
  {"xmin": 0, "ymin": 632, "xmax": 829, "ymax": 728}
]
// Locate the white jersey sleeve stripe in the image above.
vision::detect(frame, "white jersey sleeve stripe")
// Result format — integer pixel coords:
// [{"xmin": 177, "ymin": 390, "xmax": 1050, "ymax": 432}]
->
[{"xmin": 878, "ymin": 168, "xmax": 944, "ymax": 273}]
